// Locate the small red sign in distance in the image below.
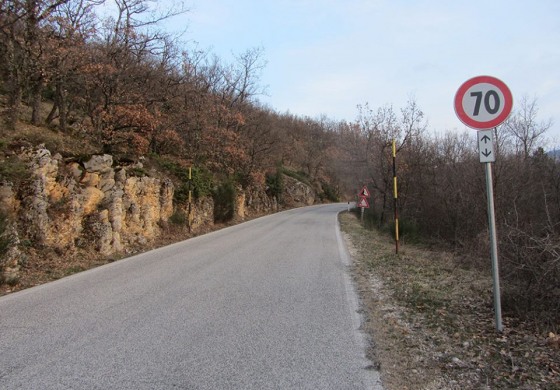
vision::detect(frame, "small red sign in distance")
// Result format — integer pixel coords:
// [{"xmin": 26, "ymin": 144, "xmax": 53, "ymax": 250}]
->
[
  {"xmin": 358, "ymin": 186, "xmax": 371, "ymax": 198},
  {"xmin": 357, "ymin": 197, "xmax": 369, "ymax": 208}
]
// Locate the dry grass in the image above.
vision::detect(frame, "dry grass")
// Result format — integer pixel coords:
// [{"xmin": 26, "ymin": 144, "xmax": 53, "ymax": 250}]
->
[
  {"xmin": 339, "ymin": 211, "xmax": 560, "ymax": 390},
  {"xmin": 1, "ymin": 121, "xmax": 99, "ymax": 157}
]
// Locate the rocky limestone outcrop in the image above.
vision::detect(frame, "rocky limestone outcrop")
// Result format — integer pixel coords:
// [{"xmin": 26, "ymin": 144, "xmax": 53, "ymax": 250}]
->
[
  {"xmin": 181, "ymin": 197, "xmax": 214, "ymax": 231},
  {"xmin": 240, "ymin": 187, "xmax": 279, "ymax": 219},
  {"xmin": 0, "ymin": 181, "xmax": 19, "ymax": 216},
  {"xmin": 282, "ymin": 175, "xmax": 316, "ymax": 207},
  {"xmin": 0, "ymin": 224, "xmax": 21, "ymax": 283},
  {"xmin": 17, "ymin": 146, "xmax": 174, "ymax": 256},
  {"xmin": 0, "ymin": 181, "xmax": 21, "ymax": 282}
]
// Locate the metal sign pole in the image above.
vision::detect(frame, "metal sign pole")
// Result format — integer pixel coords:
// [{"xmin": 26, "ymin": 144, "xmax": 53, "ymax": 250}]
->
[
  {"xmin": 392, "ymin": 140, "xmax": 399, "ymax": 254},
  {"xmin": 188, "ymin": 167, "xmax": 193, "ymax": 233},
  {"xmin": 484, "ymin": 160, "xmax": 503, "ymax": 332}
]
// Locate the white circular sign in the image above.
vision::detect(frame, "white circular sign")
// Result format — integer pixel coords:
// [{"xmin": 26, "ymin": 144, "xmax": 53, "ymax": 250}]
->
[{"xmin": 454, "ymin": 76, "xmax": 513, "ymax": 129}]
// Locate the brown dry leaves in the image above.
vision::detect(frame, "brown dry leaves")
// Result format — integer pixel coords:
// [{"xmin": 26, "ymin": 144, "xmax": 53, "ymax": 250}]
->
[{"xmin": 339, "ymin": 212, "xmax": 560, "ymax": 390}]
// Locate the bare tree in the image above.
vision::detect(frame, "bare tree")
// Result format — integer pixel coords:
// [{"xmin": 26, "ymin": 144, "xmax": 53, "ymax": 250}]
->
[
  {"xmin": 354, "ymin": 103, "xmax": 397, "ymax": 223},
  {"xmin": 504, "ymin": 95, "xmax": 552, "ymax": 159},
  {"xmin": 227, "ymin": 47, "xmax": 267, "ymax": 107},
  {"xmin": 79, "ymin": 0, "xmax": 188, "ymax": 154},
  {"xmin": 45, "ymin": 0, "xmax": 102, "ymax": 131}
]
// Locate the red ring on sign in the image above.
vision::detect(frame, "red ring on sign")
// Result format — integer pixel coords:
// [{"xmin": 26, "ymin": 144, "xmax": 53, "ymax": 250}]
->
[{"xmin": 454, "ymin": 75, "xmax": 513, "ymax": 129}]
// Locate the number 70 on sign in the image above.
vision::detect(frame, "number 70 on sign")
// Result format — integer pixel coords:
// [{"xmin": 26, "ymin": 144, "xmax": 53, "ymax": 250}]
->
[{"xmin": 454, "ymin": 75, "xmax": 513, "ymax": 130}]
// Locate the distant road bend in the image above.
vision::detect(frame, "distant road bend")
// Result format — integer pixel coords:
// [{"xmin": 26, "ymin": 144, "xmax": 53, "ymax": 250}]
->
[{"xmin": 0, "ymin": 204, "xmax": 382, "ymax": 389}]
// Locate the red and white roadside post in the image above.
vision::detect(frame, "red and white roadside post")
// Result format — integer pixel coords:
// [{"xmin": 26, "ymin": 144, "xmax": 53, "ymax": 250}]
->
[{"xmin": 455, "ymin": 75, "xmax": 513, "ymax": 332}]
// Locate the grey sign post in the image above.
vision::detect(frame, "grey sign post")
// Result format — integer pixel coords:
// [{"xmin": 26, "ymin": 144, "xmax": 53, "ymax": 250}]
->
[
  {"xmin": 477, "ymin": 130, "xmax": 502, "ymax": 331},
  {"xmin": 455, "ymin": 76, "xmax": 513, "ymax": 332}
]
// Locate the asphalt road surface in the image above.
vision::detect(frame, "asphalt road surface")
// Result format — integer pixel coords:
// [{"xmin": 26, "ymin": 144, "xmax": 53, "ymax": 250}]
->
[{"xmin": 0, "ymin": 204, "xmax": 382, "ymax": 389}]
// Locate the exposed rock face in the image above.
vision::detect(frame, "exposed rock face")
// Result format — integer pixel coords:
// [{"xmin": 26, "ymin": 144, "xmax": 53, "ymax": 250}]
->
[
  {"xmin": 185, "ymin": 197, "xmax": 214, "ymax": 231},
  {"xmin": 0, "ymin": 181, "xmax": 22, "ymax": 282},
  {"xmin": 236, "ymin": 190, "xmax": 246, "ymax": 219},
  {"xmin": 0, "ymin": 223, "xmax": 21, "ymax": 283},
  {"xmin": 18, "ymin": 146, "xmax": 175, "ymax": 256},
  {"xmin": 244, "ymin": 187, "xmax": 279, "ymax": 216},
  {"xmin": 0, "ymin": 181, "xmax": 19, "ymax": 216},
  {"xmin": 282, "ymin": 175, "xmax": 316, "ymax": 207}
]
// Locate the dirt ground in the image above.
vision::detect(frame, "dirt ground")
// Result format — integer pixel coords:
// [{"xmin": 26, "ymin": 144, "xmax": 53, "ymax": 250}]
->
[{"xmin": 339, "ymin": 211, "xmax": 560, "ymax": 390}]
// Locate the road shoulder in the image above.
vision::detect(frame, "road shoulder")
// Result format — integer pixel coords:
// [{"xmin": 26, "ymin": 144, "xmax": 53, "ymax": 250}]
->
[{"xmin": 339, "ymin": 211, "xmax": 559, "ymax": 390}]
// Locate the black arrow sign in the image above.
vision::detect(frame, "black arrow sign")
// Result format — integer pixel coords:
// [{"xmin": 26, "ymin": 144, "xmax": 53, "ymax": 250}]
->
[
  {"xmin": 482, "ymin": 149, "xmax": 492, "ymax": 157},
  {"xmin": 481, "ymin": 135, "xmax": 491, "ymax": 144}
]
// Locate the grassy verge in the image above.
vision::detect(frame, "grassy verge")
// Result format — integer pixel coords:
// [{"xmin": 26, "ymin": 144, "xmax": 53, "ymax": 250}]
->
[{"xmin": 339, "ymin": 211, "xmax": 560, "ymax": 390}]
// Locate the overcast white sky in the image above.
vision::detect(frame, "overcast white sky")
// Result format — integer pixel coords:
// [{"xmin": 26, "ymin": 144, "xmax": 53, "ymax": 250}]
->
[{"xmin": 161, "ymin": 0, "xmax": 560, "ymax": 141}]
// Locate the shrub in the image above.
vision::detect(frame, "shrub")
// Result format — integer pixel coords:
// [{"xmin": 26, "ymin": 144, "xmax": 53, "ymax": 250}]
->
[
  {"xmin": 279, "ymin": 167, "xmax": 312, "ymax": 187},
  {"xmin": 156, "ymin": 158, "xmax": 213, "ymax": 203},
  {"xmin": 169, "ymin": 210, "xmax": 188, "ymax": 226},
  {"xmin": 352, "ymin": 206, "xmax": 382, "ymax": 230},
  {"xmin": 319, "ymin": 181, "xmax": 340, "ymax": 202},
  {"xmin": 213, "ymin": 180, "xmax": 237, "ymax": 223},
  {"xmin": 0, "ymin": 155, "xmax": 28, "ymax": 185},
  {"xmin": 500, "ymin": 225, "xmax": 560, "ymax": 329},
  {"xmin": 128, "ymin": 167, "xmax": 148, "ymax": 177},
  {"xmin": 0, "ymin": 212, "xmax": 15, "ymax": 285},
  {"xmin": 265, "ymin": 170, "xmax": 284, "ymax": 199},
  {"xmin": 387, "ymin": 217, "xmax": 421, "ymax": 244}
]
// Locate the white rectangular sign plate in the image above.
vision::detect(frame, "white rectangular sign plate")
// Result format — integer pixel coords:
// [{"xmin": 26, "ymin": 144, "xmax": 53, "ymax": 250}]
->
[{"xmin": 478, "ymin": 130, "xmax": 495, "ymax": 163}]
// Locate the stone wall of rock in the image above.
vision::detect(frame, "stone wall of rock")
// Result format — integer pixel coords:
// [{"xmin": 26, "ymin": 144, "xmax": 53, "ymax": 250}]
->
[
  {"xmin": 282, "ymin": 175, "xmax": 316, "ymax": 207},
  {"xmin": 13, "ymin": 146, "xmax": 175, "ymax": 257},
  {"xmin": 0, "ymin": 181, "xmax": 21, "ymax": 283},
  {"xmin": 177, "ymin": 197, "xmax": 215, "ymax": 231},
  {"xmin": 245, "ymin": 187, "xmax": 279, "ymax": 216}
]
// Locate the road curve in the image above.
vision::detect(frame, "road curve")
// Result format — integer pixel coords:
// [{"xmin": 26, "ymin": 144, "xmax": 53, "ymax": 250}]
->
[{"xmin": 0, "ymin": 204, "xmax": 382, "ymax": 389}]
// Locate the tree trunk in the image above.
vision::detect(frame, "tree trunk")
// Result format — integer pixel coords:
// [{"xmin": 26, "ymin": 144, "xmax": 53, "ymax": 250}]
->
[
  {"xmin": 57, "ymin": 81, "xmax": 67, "ymax": 131},
  {"xmin": 6, "ymin": 84, "xmax": 21, "ymax": 131},
  {"xmin": 30, "ymin": 78, "xmax": 43, "ymax": 125},
  {"xmin": 4, "ymin": 39, "xmax": 22, "ymax": 131},
  {"xmin": 6, "ymin": 70, "xmax": 22, "ymax": 131}
]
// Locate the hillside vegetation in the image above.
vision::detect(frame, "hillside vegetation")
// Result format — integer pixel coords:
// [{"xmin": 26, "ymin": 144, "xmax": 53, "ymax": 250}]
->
[{"xmin": 1, "ymin": 1, "xmax": 559, "ymax": 334}]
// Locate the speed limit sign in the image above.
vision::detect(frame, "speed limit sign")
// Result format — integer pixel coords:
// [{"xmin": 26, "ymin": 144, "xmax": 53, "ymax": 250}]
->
[{"xmin": 454, "ymin": 75, "xmax": 513, "ymax": 129}]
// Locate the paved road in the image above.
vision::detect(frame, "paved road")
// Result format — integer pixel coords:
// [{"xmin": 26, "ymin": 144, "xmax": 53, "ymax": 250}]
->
[{"xmin": 0, "ymin": 204, "xmax": 382, "ymax": 389}]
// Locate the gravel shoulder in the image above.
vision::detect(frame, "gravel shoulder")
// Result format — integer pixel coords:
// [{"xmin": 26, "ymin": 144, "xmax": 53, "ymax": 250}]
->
[{"xmin": 339, "ymin": 211, "xmax": 560, "ymax": 390}]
